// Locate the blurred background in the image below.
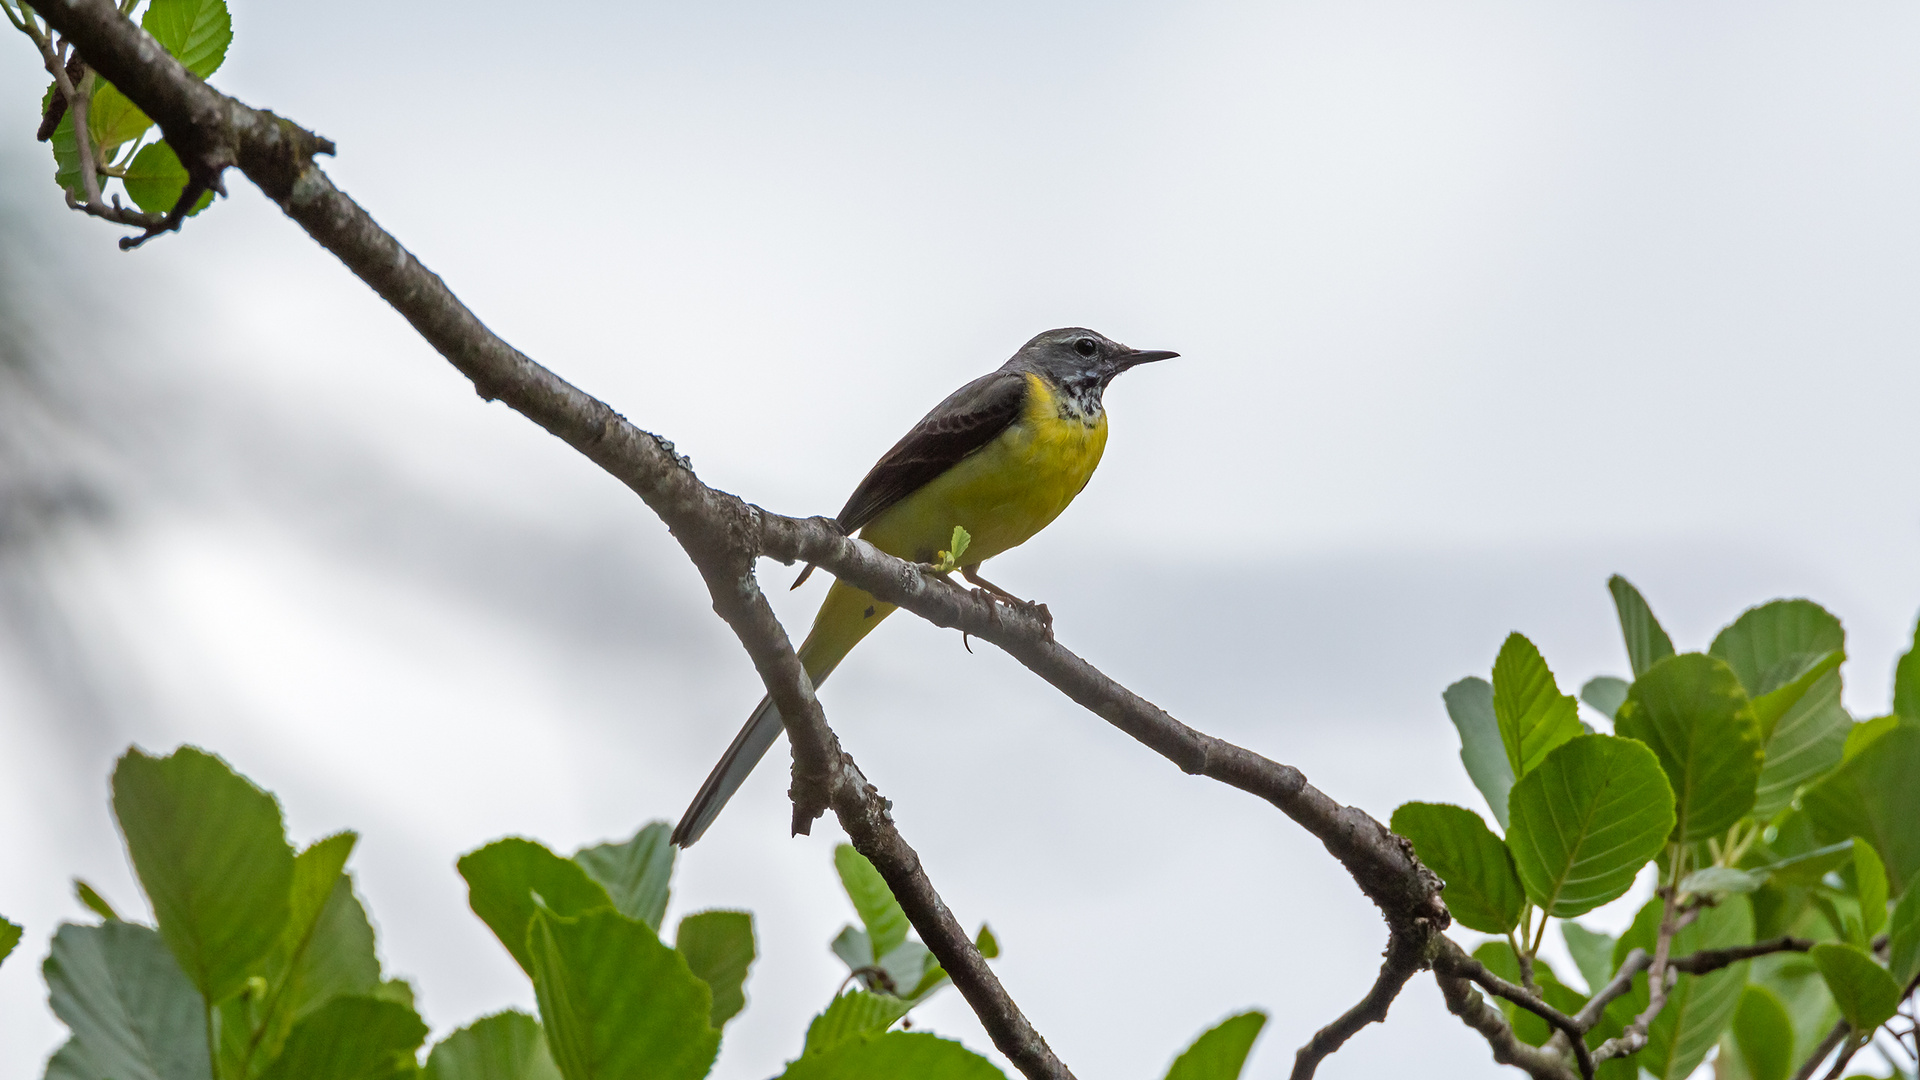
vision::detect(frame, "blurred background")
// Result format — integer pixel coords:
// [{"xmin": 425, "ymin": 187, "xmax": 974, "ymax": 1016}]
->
[{"xmin": 3, "ymin": 1, "xmax": 1918, "ymax": 1077}]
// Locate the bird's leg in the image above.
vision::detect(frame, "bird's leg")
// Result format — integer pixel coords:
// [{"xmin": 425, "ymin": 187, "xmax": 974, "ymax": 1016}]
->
[{"xmin": 962, "ymin": 563, "xmax": 1053, "ymax": 639}]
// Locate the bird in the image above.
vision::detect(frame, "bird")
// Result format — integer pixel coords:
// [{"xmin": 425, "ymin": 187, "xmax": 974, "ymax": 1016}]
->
[{"xmin": 670, "ymin": 327, "xmax": 1177, "ymax": 847}]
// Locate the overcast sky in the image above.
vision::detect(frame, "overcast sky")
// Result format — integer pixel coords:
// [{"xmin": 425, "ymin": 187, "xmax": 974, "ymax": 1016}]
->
[{"xmin": 4, "ymin": 2, "xmax": 1920, "ymax": 1078}]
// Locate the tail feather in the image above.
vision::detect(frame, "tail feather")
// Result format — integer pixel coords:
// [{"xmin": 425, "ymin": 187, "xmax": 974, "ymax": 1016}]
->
[
  {"xmin": 671, "ymin": 578, "xmax": 896, "ymax": 847},
  {"xmin": 671, "ymin": 693, "xmax": 785, "ymax": 847}
]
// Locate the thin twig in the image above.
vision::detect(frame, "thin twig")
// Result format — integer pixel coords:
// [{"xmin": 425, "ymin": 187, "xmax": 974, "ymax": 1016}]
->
[
  {"xmin": 1669, "ymin": 936, "xmax": 1812, "ymax": 974},
  {"xmin": 1432, "ymin": 938, "xmax": 1594, "ymax": 1080},
  {"xmin": 1792, "ymin": 1020, "xmax": 1851, "ymax": 1080},
  {"xmin": 1820, "ymin": 1030, "xmax": 1867, "ymax": 1080},
  {"xmin": 1290, "ymin": 930, "xmax": 1426, "ymax": 1080},
  {"xmin": 1595, "ymin": 882, "xmax": 1679, "ymax": 1062},
  {"xmin": 1434, "ymin": 971, "xmax": 1580, "ymax": 1080}
]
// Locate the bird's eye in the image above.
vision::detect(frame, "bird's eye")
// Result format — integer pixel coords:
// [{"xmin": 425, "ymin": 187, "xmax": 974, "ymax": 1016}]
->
[{"xmin": 1074, "ymin": 337, "xmax": 1098, "ymax": 357}]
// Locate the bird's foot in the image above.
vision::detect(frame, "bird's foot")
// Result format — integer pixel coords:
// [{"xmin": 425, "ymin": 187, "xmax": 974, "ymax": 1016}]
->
[{"xmin": 966, "ymin": 585, "xmax": 1054, "ymax": 641}]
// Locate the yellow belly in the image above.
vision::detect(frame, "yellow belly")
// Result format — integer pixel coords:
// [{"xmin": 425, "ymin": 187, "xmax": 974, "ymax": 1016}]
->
[{"xmin": 794, "ymin": 372, "xmax": 1107, "ymax": 681}]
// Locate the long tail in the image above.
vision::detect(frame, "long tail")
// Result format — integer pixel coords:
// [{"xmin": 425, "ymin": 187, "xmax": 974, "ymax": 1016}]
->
[{"xmin": 671, "ymin": 579, "xmax": 897, "ymax": 846}]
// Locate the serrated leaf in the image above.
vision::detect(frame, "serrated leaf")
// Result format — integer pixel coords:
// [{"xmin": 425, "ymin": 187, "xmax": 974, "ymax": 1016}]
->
[
  {"xmin": 1580, "ymin": 676, "xmax": 1629, "ymax": 721},
  {"xmin": 1161, "ymin": 1011, "xmax": 1265, "ymax": 1080},
  {"xmin": 258, "ymin": 996, "xmax": 426, "ymax": 1080},
  {"xmin": 572, "ymin": 823, "xmax": 674, "ymax": 932},
  {"xmin": 777, "ymin": 1032, "xmax": 1003, "ymax": 1080},
  {"xmin": 1747, "ymin": 651, "xmax": 1843, "ymax": 742},
  {"xmin": 1639, "ymin": 896, "xmax": 1753, "ymax": 1080},
  {"xmin": 458, "ymin": 839, "xmax": 615, "ymax": 975},
  {"xmin": 112, "ymin": 746, "xmax": 294, "ymax": 1004},
  {"xmin": 1751, "ymin": 665, "xmax": 1849, "ymax": 821},
  {"xmin": 1444, "ymin": 676, "xmax": 1514, "ymax": 830},
  {"xmin": 834, "ymin": 845, "xmax": 909, "ymax": 962},
  {"xmin": 802, "ymin": 992, "xmax": 912, "ymax": 1056},
  {"xmin": 1802, "ymin": 723, "xmax": 1920, "ymax": 895},
  {"xmin": 123, "ymin": 142, "xmax": 213, "ymax": 218},
  {"xmin": 423, "ymin": 1011, "xmax": 563, "ymax": 1080},
  {"xmin": 86, "ymin": 82, "xmax": 151, "ymax": 157},
  {"xmin": 1614, "ymin": 654, "xmax": 1763, "ymax": 842},
  {"xmin": 282, "ymin": 872, "xmax": 380, "ymax": 1020},
  {"xmin": 527, "ymin": 905, "xmax": 719, "ymax": 1080},
  {"xmin": 674, "ymin": 910, "xmax": 753, "ymax": 1028},
  {"xmin": 1389, "ymin": 802, "xmax": 1524, "ymax": 933},
  {"xmin": 1610, "ymin": 575, "xmax": 1675, "ymax": 678},
  {"xmin": 1561, "ymin": 922, "xmax": 1616, "ymax": 995},
  {"xmin": 1710, "ymin": 600, "xmax": 1845, "ymax": 698},
  {"xmin": 1731, "ymin": 984, "xmax": 1792, "ymax": 1080},
  {"xmin": 1809, "ymin": 942, "xmax": 1901, "ymax": 1030},
  {"xmin": 141, "ymin": 0, "xmax": 233, "ymax": 79},
  {"xmin": 1492, "ymin": 633, "xmax": 1582, "ymax": 778},
  {"xmin": 43, "ymin": 922, "xmax": 211, "ymax": 1080},
  {"xmin": 1506, "ymin": 734, "xmax": 1675, "ymax": 916}
]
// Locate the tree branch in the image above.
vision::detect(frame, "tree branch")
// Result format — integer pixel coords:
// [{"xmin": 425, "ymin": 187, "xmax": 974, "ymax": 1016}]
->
[
  {"xmin": 1435, "ymin": 970, "xmax": 1581, "ymax": 1080},
  {"xmin": 1669, "ymin": 935, "xmax": 1812, "ymax": 975},
  {"xmin": 1432, "ymin": 938, "xmax": 1594, "ymax": 1080},
  {"xmin": 25, "ymin": 3, "xmax": 1453, "ymax": 1074},
  {"xmin": 1290, "ymin": 930, "xmax": 1426, "ymax": 1080}
]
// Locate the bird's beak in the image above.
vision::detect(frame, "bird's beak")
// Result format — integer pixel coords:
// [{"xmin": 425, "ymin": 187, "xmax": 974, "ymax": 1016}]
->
[{"xmin": 1112, "ymin": 347, "xmax": 1179, "ymax": 372}]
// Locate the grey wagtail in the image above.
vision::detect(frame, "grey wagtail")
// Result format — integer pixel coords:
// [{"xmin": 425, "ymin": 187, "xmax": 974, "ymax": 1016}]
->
[{"xmin": 672, "ymin": 328, "xmax": 1176, "ymax": 846}]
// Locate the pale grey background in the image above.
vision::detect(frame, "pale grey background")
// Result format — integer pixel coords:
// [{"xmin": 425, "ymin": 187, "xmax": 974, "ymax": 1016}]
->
[{"xmin": 3, "ymin": 2, "xmax": 1918, "ymax": 1077}]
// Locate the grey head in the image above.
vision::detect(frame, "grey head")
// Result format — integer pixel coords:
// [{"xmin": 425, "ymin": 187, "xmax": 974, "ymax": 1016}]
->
[{"xmin": 1000, "ymin": 327, "xmax": 1178, "ymax": 406}]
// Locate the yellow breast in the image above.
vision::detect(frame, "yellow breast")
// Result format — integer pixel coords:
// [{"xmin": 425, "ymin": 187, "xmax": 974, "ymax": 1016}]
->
[{"xmin": 859, "ymin": 372, "xmax": 1108, "ymax": 564}]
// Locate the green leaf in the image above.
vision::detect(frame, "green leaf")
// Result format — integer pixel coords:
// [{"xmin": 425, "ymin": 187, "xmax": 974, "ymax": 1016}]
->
[
  {"xmin": 123, "ymin": 142, "xmax": 214, "ymax": 218},
  {"xmin": 1893, "ymin": 615, "xmax": 1920, "ymax": 721},
  {"xmin": 1613, "ymin": 653, "xmax": 1763, "ymax": 842},
  {"xmin": 43, "ymin": 922, "xmax": 211, "ymax": 1080},
  {"xmin": 572, "ymin": 823, "xmax": 674, "ymax": 932},
  {"xmin": 75, "ymin": 881, "xmax": 120, "ymax": 922},
  {"xmin": 1710, "ymin": 599, "xmax": 1845, "ymax": 698},
  {"xmin": 673, "ymin": 910, "xmax": 754, "ymax": 1028},
  {"xmin": 1849, "ymin": 838, "xmax": 1889, "ymax": 941},
  {"xmin": 458, "ymin": 839, "xmax": 615, "ymax": 975},
  {"xmin": 281, "ymin": 870, "xmax": 380, "ymax": 1021},
  {"xmin": 1809, "ymin": 942, "xmax": 1901, "ymax": 1030},
  {"xmin": 1640, "ymin": 896, "xmax": 1753, "ymax": 1080},
  {"xmin": 0, "ymin": 916, "xmax": 19, "ymax": 967},
  {"xmin": 1751, "ymin": 665, "xmax": 1849, "ymax": 822},
  {"xmin": 1561, "ymin": 922, "xmax": 1617, "ymax": 995},
  {"xmin": 834, "ymin": 845, "xmax": 909, "ymax": 963},
  {"xmin": 258, "ymin": 996, "xmax": 427, "ymax": 1080},
  {"xmin": 51, "ymin": 110, "xmax": 88, "ymax": 199},
  {"xmin": 141, "ymin": 0, "xmax": 233, "ymax": 79},
  {"xmin": 1731, "ymin": 985, "xmax": 1793, "ymax": 1080},
  {"xmin": 1506, "ymin": 734, "xmax": 1675, "ymax": 916},
  {"xmin": 423, "ymin": 1011, "xmax": 563, "ymax": 1080},
  {"xmin": 111, "ymin": 746, "xmax": 294, "ymax": 1003},
  {"xmin": 1802, "ymin": 723, "xmax": 1920, "ymax": 894},
  {"xmin": 1842, "ymin": 715, "xmax": 1900, "ymax": 762},
  {"xmin": 1887, "ymin": 870, "xmax": 1920, "ymax": 987},
  {"xmin": 1444, "ymin": 676, "xmax": 1514, "ymax": 830},
  {"xmin": 87, "ymin": 82, "xmax": 151, "ymax": 156},
  {"xmin": 1389, "ymin": 802, "xmax": 1524, "ymax": 933},
  {"xmin": 777, "ymin": 1032, "xmax": 1004, "ymax": 1080},
  {"xmin": 1162, "ymin": 1011, "xmax": 1266, "ymax": 1080},
  {"xmin": 802, "ymin": 992, "xmax": 913, "ymax": 1055},
  {"xmin": 973, "ymin": 924, "xmax": 998, "ymax": 959},
  {"xmin": 1580, "ymin": 676, "xmax": 1629, "ymax": 721},
  {"xmin": 1492, "ymin": 633, "xmax": 1582, "ymax": 778},
  {"xmin": 527, "ymin": 905, "xmax": 719, "ymax": 1080},
  {"xmin": 831, "ymin": 925, "xmax": 873, "ymax": 970},
  {"xmin": 1609, "ymin": 575, "xmax": 1675, "ymax": 678},
  {"xmin": 875, "ymin": 938, "xmax": 943, "ymax": 1001},
  {"xmin": 1747, "ymin": 651, "xmax": 1843, "ymax": 742},
  {"xmin": 1680, "ymin": 866, "xmax": 1766, "ymax": 896}
]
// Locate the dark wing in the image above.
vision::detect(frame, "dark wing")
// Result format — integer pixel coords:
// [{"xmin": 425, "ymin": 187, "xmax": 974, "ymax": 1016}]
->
[{"xmin": 835, "ymin": 370, "xmax": 1029, "ymax": 533}]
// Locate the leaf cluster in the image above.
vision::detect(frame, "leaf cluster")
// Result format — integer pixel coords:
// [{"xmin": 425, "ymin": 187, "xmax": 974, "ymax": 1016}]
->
[
  {"xmin": 11, "ymin": 747, "xmax": 1273, "ymax": 1080},
  {"xmin": 1403, "ymin": 578, "xmax": 1920, "ymax": 1079}
]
